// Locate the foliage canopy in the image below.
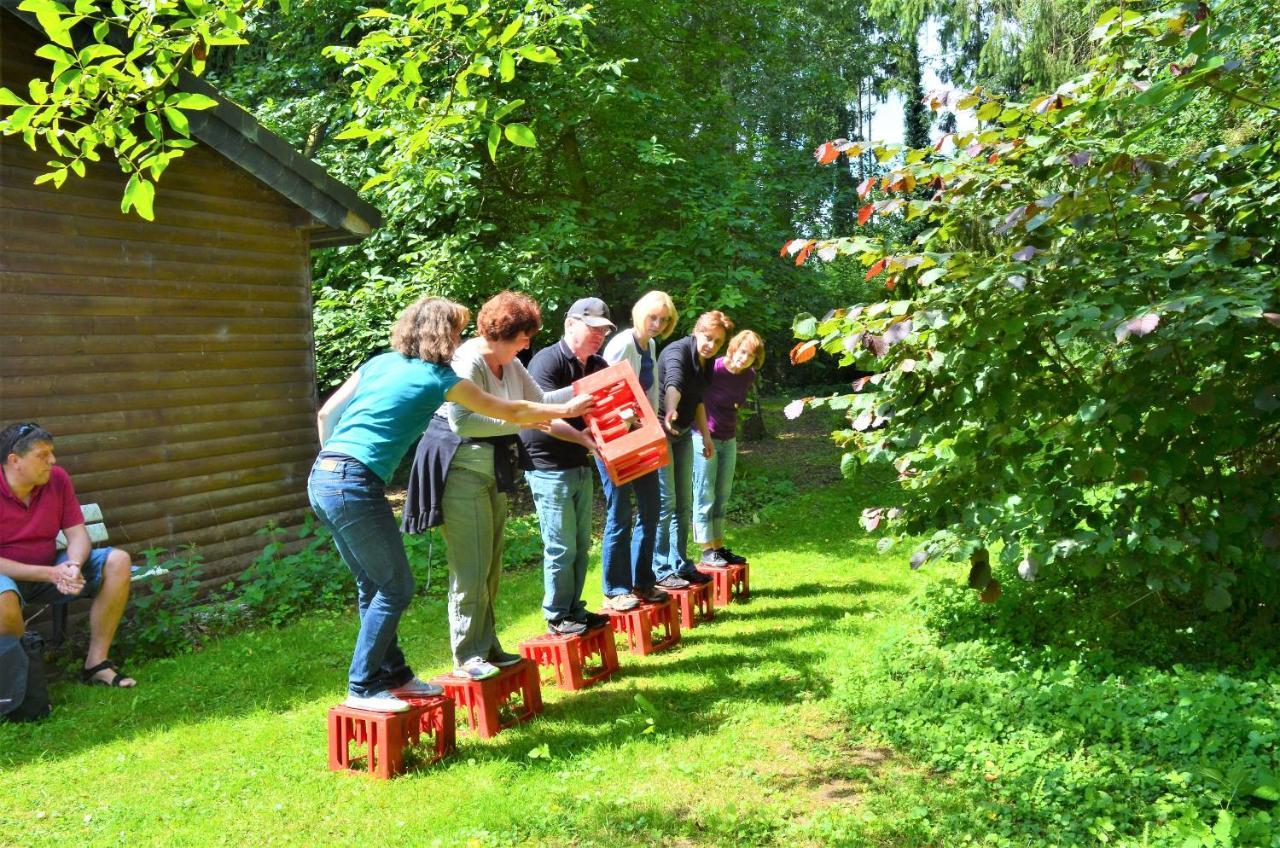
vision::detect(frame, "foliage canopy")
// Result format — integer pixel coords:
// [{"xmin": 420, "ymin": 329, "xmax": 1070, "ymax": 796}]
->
[{"xmin": 790, "ymin": 2, "xmax": 1280, "ymax": 614}]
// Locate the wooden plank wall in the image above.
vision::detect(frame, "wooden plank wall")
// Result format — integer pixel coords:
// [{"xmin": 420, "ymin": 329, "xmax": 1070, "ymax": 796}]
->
[{"xmin": 1, "ymin": 18, "xmax": 322, "ymax": 591}]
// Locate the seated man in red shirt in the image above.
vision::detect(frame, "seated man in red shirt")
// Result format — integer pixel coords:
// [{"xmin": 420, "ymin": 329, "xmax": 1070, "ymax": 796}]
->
[{"xmin": 0, "ymin": 423, "xmax": 137, "ymax": 687}]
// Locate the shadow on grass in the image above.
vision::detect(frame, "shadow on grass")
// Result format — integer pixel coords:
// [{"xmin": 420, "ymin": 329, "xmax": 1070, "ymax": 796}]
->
[
  {"xmin": 0, "ymin": 590, "xmax": 846, "ymax": 769},
  {"xmin": 0, "ymin": 609, "xmax": 456, "ymax": 769},
  {"xmin": 748, "ymin": 580, "xmax": 891, "ymax": 601},
  {"xmin": 461, "ymin": 654, "xmax": 832, "ymax": 766}
]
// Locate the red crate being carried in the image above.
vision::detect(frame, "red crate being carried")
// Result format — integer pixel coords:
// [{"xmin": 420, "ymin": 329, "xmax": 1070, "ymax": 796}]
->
[{"xmin": 574, "ymin": 361, "xmax": 670, "ymax": 486}]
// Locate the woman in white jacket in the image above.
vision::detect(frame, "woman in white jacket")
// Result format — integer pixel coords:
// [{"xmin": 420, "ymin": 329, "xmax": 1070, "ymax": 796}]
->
[{"xmin": 596, "ymin": 291, "xmax": 680, "ymax": 610}]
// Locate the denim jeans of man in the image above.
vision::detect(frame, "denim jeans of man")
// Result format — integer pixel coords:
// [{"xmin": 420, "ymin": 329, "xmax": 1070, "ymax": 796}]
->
[
  {"xmin": 441, "ymin": 465, "xmax": 508, "ymax": 666},
  {"xmin": 692, "ymin": 434, "xmax": 738, "ymax": 544},
  {"xmin": 525, "ymin": 467, "xmax": 593, "ymax": 621},
  {"xmin": 596, "ymin": 459, "xmax": 660, "ymax": 597},
  {"xmin": 654, "ymin": 429, "xmax": 696, "ymax": 580},
  {"xmin": 307, "ymin": 456, "xmax": 414, "ymax": 697}
]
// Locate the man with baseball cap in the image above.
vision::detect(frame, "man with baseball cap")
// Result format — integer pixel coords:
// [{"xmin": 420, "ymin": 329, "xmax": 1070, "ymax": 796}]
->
[{"xmin": 519, "ymin": 298, "xmax": 614, "ymax": 635}]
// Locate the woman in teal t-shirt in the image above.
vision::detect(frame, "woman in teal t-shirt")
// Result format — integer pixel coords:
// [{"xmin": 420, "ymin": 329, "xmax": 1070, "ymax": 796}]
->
[{"xmin": 307, "ymin": 296, "xmax": 591, "ymax": 714}]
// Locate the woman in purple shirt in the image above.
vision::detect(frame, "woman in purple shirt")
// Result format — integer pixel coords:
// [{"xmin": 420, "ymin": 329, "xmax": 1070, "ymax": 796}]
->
[{"xmin": 692, "ymin": 330, "xmax": 763, "ymax": 568}]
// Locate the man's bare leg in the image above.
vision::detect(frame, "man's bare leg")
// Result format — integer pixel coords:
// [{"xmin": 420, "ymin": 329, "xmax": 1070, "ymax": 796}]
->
[
  {"xmin": 0, "ymin": 591, "xmax": 23, "ymax": 638},
  {"xmin": 84, "ymin": 549, "xmax": 136, "ymax": 687}
]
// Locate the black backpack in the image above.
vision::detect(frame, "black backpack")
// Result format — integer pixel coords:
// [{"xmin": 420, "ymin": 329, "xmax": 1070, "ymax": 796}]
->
[{"xmin": 0, "ymin": 631, "xmax": 52, "ymax": 722}]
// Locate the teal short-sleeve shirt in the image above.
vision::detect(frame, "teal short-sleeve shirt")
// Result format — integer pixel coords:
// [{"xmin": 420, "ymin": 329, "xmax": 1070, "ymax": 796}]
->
[{"xmin": 324, "ymin": 352, "xmax": 463, "ymax": 482}]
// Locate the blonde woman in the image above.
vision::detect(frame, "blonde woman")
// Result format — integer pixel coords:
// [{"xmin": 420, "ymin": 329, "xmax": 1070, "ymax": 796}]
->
[
  {"xmin": 693, "ymin": 330, "xmax": 763, "ymax": 567},
  {"xmin": 309, "ymin": 296, "xmax": 591, "ymax": 713},
  {"xmin": 596, "ymin": 291, "xmax": 678, "ymax": 610}
]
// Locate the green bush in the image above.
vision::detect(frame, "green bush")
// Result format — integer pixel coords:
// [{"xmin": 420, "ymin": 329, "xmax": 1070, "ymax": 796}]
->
[
  {"xmin": 232, "ymin": 517, "xmax": 351, "ymax": 627},
  {"xmin": 119, "ymin": 545, "xmax": 206, "ymax": 659},
  {"xmin": 792, "ymin": 4, "xmax": 1280, "ymax": 615},
  {"xmin": 841, "ymin": 623, "xmax": 1280, "ymax": 846}
]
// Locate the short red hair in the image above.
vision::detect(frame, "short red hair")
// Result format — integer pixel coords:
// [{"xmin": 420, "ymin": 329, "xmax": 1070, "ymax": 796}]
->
[
  {"xmin": 694, "ymin": 310, "xmax": 734, "ymax": 337},
  {"xmin": 477, "ymin": 291, "xmax": 542, "ymax": 342}
]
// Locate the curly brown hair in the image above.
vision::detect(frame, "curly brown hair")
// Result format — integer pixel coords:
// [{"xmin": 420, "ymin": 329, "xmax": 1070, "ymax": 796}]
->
[
  {"xmin": 390, "ymin": 296, "xmax": 470, "ymax": 364},
  {"xmin": 477, "ymin": 291, "xmax": 543, "ymax": 342}
]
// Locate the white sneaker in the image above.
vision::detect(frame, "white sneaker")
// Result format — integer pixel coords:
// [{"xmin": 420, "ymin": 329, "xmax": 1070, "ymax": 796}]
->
[
  {"xmin": 390, "ymin": 676, "xmax": 444, "ymax": 697},
  {"xmin": 604, "ymin": 592, "xmax": 642, "ymax": 611},
  {"xmin": 452, "ymin": 659, "xmax": 500, "ymax": 681},
  {"xmin": 343, "ymin": 690, "xmax": 410, "ymax": 713}
]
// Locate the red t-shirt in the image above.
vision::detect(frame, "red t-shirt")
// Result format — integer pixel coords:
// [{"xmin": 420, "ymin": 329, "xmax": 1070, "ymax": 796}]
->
[{"xmin": 0, "ymin": 466, "xmax": 85, "ymax": 567}]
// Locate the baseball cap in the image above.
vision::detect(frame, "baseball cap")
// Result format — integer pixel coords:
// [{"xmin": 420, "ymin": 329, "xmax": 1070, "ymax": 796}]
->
[{"xmin": 566, "ymin": 297, "xmax": 616, "ymax": 330}]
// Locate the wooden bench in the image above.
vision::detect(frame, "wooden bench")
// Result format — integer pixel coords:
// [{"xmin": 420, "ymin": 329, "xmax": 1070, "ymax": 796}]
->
[{"xmin": 39, "ymin": 503, "xmax": 167, "ymax": 644}]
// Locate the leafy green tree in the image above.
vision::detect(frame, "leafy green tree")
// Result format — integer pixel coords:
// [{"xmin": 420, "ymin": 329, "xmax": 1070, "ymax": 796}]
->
[
  {"xmin": 790, "ymin": 3, "xmax": 1280, "ymax": 614},
  {"xmin": 0, "ymin": 0, "xmax": 266, "ymax": 218}
]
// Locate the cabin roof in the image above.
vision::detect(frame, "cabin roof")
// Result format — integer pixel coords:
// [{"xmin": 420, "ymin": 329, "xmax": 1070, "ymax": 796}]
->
[{"xmin": 1, "ymin": 2, "xmax": 381, "ymax": 247}]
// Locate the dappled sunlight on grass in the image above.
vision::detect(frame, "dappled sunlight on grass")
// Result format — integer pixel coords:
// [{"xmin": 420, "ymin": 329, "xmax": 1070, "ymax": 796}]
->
[{"xmin": 1, "ymin": 399, "xmax": 953, "ymax": 847}]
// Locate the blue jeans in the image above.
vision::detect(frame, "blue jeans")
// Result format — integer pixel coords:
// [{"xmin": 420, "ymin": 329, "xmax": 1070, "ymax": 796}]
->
[
  {"xmin": 307, "ymin": 455, "xmax": 414, "ymax": 697},
  {"xmin": 693, "ymin": 434, "xmax": 737, "ymax": 544},
  {"xmin": 0, "ymin": 547, "xmax": 115, "ymax": 605},
  {"xmin": 654, "ymin": 430, "xmax": 696, "ymax": 580},
  {"xmin": 595, "ymin": 458, "xmax": 660, "ymax": 597},
  {"xmin": 525, "ymin": 467, "xmax": 593, "ymax": 621}
]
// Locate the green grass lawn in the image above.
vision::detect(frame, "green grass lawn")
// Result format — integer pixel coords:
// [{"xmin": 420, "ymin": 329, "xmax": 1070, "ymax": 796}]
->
[
  {"xmin": 1, "ymin": 405, "xmax": 958, "ymax": 848},
  {"xmin": 7, "ymin": 402, "xmax": 1273, "ymax": 847}
]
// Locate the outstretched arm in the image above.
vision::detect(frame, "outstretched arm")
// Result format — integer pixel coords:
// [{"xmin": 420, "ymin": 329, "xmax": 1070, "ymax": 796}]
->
[{"xmin": 446, "ymin": 379, "xmax": 592, "ymax": 425}]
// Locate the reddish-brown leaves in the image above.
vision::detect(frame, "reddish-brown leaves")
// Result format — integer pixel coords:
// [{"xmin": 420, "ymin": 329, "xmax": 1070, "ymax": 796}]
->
[
  {"xmin": 858, "ymin": 203, "xmax": 874, "ymax": 226},
  {"xmin": 865, "ymin": 258, "xmax": 887, "ymax": 281},
  {"xmin": 790, "ymin": 340, "xmax": 818, "ymax": 365},
  {"xmin": 1032, "ymin": 94, "xmax": 1065, "ymax": 113},
  {"xmin": 814, "ymin": 142, "xmax": 841, "ymax": 165},
  {"xmin": 857, "ymin": 176, "xmax": 875, "ymax": 199},
  {"xmin": 888, "ymin": 172, "xmax": 917, "ymax": 193}
]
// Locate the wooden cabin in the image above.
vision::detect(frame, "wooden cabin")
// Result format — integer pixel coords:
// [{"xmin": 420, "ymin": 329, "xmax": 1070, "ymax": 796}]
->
[{"xmin": 0, "ymin": 6, "xmax": 381, "ymax": 592}]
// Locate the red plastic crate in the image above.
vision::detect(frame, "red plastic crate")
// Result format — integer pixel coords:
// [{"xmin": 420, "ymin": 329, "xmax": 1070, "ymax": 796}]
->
[
  {"xmin": 604, "ymin": 597, "xmax": 681, "ymax": 655},
  {"xmin": 430, "ymin": 659, "xmax": 543, "ymax": 739},
  {"xmin": 662, "ymin": 582, "xmax": 715, "ymax": 629},
  {"xmin": 519, "ymin": 626, "xmax": 619, "ymax": 691},
  {"xmin": 573, "ymin": 362, "xmax": 669, "ymax": 486},
  {"xmin": 695, "ymin": 561, "xmax": 750, "ymax": 607},
  {"xmin": 327, "ymin": 695, "xmax": 454, "ymax": 779}
]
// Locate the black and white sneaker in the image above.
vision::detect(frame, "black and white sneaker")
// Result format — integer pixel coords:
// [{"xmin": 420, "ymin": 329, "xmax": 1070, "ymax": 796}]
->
[
  {"xmin": 656, "ymin": 574, "xmax": 691, "ymax": 590},
  {"xmin": 699, "ymin": 548, "xmax": 731, "ymax": 568},
  {"xmin": 574, "ymin": 610, "xmax": 612, "ymax": 630},
  {"xmin": 548, "ymin": 617, "xmax": 589, "ymax": 637},
  {"xmin": 636, "ymin": 586, "xmax": 670, "ymax": 604},
  {"xmin": 719, "ymin": 547, "xmax": 748, "ymax": 565},
  {"xmin": 681, "ymin": 569, "xmax": 713, "ymax": 585},
  {"xmin": 489, "ymin": 650, "xmax": 524, "ymax": 667}
]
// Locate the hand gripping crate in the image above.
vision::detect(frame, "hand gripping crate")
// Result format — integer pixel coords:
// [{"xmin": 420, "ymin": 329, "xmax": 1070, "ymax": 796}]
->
[{"xmin": 573, "ymin": 361, "xmax": 669, "ymax": 486}]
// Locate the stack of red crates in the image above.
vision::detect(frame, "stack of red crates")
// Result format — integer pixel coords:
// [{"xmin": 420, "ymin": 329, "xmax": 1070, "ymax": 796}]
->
[{"xmin": 574, "ymin": 361, "xmax": 669, "ymax": 485}]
